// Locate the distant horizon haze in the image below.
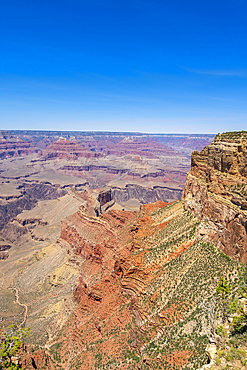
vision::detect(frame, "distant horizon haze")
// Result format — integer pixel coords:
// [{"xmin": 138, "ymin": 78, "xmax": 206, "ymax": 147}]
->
[{"xmin": 1, "ymin": 129, "xmax": 217, "ymax": 136}]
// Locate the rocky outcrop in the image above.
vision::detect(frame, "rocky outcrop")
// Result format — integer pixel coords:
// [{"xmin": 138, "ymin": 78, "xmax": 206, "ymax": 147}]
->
[
  {"xmin": 183, "ymin": 131, "xmax": 247, "ymax": 262},
  {"xmin": 0, "ymin": 242, "xmax": 12, "ymax": 260},
  {"xmin": 74, "ymin": 188, "xmax": 115, "ymax": 217},
  {"xmin": 98, "ymin": 188, "xmax": 112, "ymax": 206},
  {"xmin": 18, "ymin": 345, "xmax": 55, "ymax": 370},
  {"xmin": 112, "ymin": 184, "xmax": 183, "ymax": 204}
]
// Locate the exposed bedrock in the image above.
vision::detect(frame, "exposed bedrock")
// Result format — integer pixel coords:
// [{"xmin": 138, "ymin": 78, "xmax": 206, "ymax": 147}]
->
[
  {"xmin": 98, "ymin": 188, "xmax": 112, "ymax": 206},
  {"xmin": 42, "ymin": 138, "xmax": 102, "ymax": 160},
  {"xmin": 59, "ymin": 164, "xmax": 131, "ymax": 175},
  {"xmin": 58, "ymin": 200, "xmax": 216, "ymax": 369},
  {"xmin": 0, "ymin": 241, "xmax": 12, "ymax": 260},
  {"xmin": 0, "ymin": 183, "xmax": 67, "ymax": 230},
  {"xmin": 183, "ymin": 131, "xmax": 247, "ymax": 262},
  {"xmin": 0, "ymin": 251, "xmax": 9, "ymax": 260},
  {"xmin": 0, "ymin": 133, "xmax": 37, "ymax": 159},
  {"xmin": 59, "ymin": 164, "xmax": 187, "ymax": 179},
  {"xmin": 112, "ymin": 184, "xmax": 183, "ymax": 204},
  {"xmin": 0, "ymin": 221, "xmax": 28, "ymax": 243}
]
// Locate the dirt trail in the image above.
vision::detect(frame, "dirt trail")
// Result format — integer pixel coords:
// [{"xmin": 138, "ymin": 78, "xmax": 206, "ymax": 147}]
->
[{"xmin": 13, "ymin": 288, "xmax": 28, "ymax": 326}]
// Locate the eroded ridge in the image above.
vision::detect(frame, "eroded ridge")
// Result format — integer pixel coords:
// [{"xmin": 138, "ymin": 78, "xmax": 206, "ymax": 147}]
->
[
  {"xmin": 183, "ymin": 131, "xmax": 247, "ymax": 262},
  {"xmin": 41, "ymin": 200, "xmax": 235, "ymax": 370}
]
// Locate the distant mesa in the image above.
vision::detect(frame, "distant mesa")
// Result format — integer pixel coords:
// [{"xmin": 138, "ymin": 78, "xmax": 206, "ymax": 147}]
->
[
  {"xmin": 0, "ymin": 133, "xmax": 36, "ymax": 159},
  {"xmin": 41, "ymin": 138, "xmax": 103, "ymax": 159},
  {"xmin": 102, "ymin": 137, "xmax": 182, "ymax": 158}
]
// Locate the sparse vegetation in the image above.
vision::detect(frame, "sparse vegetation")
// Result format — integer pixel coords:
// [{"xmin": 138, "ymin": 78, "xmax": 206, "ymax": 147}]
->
[{"xmin": 0, "ymin": 325, "xmax": 30, "ymax": 369}]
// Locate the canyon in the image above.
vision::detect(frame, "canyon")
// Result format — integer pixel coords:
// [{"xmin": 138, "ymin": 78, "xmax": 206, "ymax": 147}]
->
[
  {"xmin": 0, "ymin": 131, "xmax": 214, "ymax": 248},
  {"xmin": 0, "ymin": 131, "xmax": 246, "ymax": 369}
]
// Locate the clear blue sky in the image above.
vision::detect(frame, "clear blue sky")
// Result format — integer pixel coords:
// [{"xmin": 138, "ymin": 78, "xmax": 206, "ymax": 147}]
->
[{"xmin": 1, "ymin": 0, "xmax": 247, "ymax": 133}]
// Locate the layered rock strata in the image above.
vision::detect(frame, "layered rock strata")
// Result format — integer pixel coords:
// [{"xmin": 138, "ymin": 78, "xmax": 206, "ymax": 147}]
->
[
  {"xmin": 0, "ymin": 183, "xmax": 67, "ymax": 230},
  {"xmin": 52, "ymin": 200, "xmax": 234, "ymax": 370},
  {"xmin": 42, "ymin": 138, "xmax": 102, "ymax": 159},
  {"xmin": 1, "ymin": 131, "xmax": 209, "ymax": 209},
  {"xmin": 112, "ymin": 184, "xmax": 182, "ymax": 204},
  {"xmin": 183, "ymin": 131, "xmax": 247, "ymax": 262},
  {"xmin": 0, "ymin": 134, "xmax": 36, "ymax": 158}
]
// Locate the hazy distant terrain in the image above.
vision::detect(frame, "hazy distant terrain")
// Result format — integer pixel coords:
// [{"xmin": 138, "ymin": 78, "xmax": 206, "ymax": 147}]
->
[{"xmin": 0, "ymin": 130, "xmax": 214, "ymax": 209}]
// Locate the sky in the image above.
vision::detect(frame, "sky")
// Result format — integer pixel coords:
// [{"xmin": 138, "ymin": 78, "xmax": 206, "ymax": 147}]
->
[{"xmin": 0, "ymin": 0, "xmax": 247, "ymax": 134}]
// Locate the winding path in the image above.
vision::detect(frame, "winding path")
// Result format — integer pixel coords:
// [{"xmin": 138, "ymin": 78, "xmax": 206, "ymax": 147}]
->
[{"xmin": 13, "ymin": 287, "xmax": 28, "ymax": 326}]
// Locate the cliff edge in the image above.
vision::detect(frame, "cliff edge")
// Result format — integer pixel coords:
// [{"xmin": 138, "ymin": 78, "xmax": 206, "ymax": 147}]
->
[{"xmin": 183, "ymin": 131, "xmax": 247, "ymax": 262}]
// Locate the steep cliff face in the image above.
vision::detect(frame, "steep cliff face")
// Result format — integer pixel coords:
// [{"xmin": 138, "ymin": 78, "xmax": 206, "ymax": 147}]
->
[
  {"xmin": 0, "ymin": 183, "xmax": 67, "ymax": 230},
  {"xmin": 53, "ymin": 200, "xmax": 235, "ymax": 370},
  {"xmin": 112, "ymin": 184, "xmax": 183, "ymax": 204},
  {"xmin": 183, "ymin": 131, "xmax": 247, "ymax": 262}
]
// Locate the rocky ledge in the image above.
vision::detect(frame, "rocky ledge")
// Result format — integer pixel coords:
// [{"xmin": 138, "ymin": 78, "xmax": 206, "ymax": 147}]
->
[{"xmin": 183, "ymin": 131, "xmax": 247, "ymax": 262}]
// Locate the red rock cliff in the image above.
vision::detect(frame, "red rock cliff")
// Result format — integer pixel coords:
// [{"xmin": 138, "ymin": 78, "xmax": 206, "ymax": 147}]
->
[{"xmin": 183, "ymin": 131, "xmax": 247, "ymax": 262}]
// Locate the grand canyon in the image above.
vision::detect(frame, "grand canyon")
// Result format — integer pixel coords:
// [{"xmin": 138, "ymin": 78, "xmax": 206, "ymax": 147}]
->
[{"xmin": 0, "ymin": 130, "xmax": 246, "ymax": 369}]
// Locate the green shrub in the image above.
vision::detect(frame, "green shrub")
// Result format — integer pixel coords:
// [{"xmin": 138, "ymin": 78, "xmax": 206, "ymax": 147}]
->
[
  {"xmin": 216, "ymin": 325, "xmax": 226, "ymax": 336},
  {"xmin": 0, "ymin": 324, "xmax": 31, "ymax": 369}
]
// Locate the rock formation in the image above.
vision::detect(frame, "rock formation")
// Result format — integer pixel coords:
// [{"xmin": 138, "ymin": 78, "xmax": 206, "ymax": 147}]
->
[
  {"xmin": 183, "ymin": 131, "xmax": 247, "ymax": 262},
  {"xmin": 42, "ymin": 138, "xmax": 102, "ymax": 159},
  {"xmin": 0, "ymin": 182, "xmax": 67, "ymax": 230},
  {"xmin": 51, "ymin": 199, "xmax": 234, "ymax": 369},
  {"xmin": 112, "ymin": 183, "xmax": 183, "ymax": 204},
  {"xmin": 0, "ymin": 133, "xmax": 36, "ymax": 158}
]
